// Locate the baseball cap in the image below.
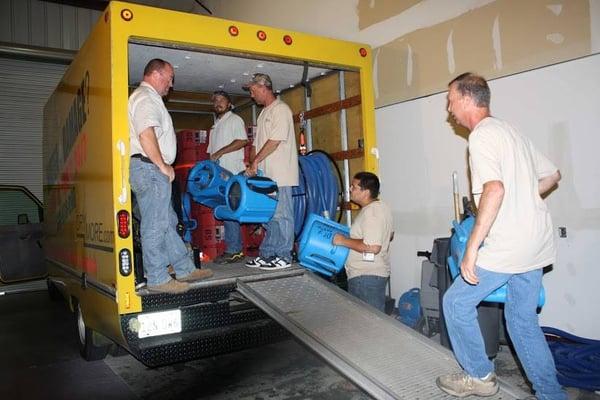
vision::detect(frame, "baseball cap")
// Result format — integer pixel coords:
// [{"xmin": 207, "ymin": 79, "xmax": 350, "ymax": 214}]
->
[
  {"xmin": 242, "ymin": 73, "xmax": 273, "ymax": 90},
  {"xmin": 212, "ymin": 90, "xmax": 232, "ymax": 102}
]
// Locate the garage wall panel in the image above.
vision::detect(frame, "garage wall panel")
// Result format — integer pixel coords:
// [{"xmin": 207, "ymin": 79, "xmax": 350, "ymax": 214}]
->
[
  {"xmin": 0, "ymin": 57, "xmax": 66, "ymax": 200},
  {"xmin": 0, "ymin": 0, "xmax": 101, "ymax": 51}
]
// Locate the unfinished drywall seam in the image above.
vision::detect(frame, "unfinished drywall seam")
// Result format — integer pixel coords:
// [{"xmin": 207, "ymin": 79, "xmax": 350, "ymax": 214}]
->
[
  {"xmin": 407, "ymin": 44, "xmax": 413, "ymax": 86},
  {"xmin": 547, "ymin": 4, "xmax": 563, "ymax": 16},
  {"xmin": 447, "ymin": 29, "xmax": 456, "ymax": 74},
  {"xmin": 358, "ymin": 0, "xmax": 496, "ymax": 48},
  {"xmin": 492, "ymin": 15, "xmax": 503, "ymax": 70}
]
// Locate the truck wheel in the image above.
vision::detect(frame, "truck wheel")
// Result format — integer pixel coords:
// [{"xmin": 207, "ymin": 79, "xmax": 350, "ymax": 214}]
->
[
  {"xmin": 75, "ymin": 302, "xmax": 110, "ymax": 361},
  {"xmin": 47, "ymin": 279, "xmax": 61, "ymax": 301}
]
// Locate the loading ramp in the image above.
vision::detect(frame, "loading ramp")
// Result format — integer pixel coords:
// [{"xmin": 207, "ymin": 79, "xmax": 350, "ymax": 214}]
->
[{"xmin": 237, "ymin": 271, "xmax": 529, "ymax": 400}]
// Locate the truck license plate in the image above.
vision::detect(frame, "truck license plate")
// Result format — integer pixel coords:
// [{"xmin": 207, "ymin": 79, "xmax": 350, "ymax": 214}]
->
[{"xmin": 137, "ymin": 309, "xmax": 182, "ymax": 338}]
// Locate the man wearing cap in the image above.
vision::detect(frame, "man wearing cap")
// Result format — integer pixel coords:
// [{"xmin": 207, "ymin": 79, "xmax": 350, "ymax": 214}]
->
[
  {"xmin": 129, "ymin": 58, "xmax": 213, "ymax": 294},
  {"xmin": 243, "ymin": 73, "xmax": 299, "ymax": 270},
  {"xmin": 208, "ymin": 91, "xmax": 248, "ymax": 264}
]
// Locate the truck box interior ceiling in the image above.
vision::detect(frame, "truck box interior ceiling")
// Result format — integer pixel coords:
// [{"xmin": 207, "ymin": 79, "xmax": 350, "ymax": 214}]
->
[{"xmin": 128, "ymin": 42, "xmax": 332, "ymax": 95}]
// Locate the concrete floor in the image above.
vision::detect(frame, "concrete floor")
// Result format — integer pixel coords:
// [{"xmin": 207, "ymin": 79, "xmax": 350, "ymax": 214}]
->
[{"xmin": 1, "ymin": 289, "xmax": 598, "ymax": 400}]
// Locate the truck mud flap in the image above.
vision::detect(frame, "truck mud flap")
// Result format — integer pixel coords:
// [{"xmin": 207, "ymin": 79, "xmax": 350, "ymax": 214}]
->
[{"xmin": 237, "ymin": 272, "xmax": 528, "ymax": 400}]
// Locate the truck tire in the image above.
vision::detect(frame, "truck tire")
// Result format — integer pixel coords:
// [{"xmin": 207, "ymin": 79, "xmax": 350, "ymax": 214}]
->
[{"xmin": 75, "ymin": 301, "xmax": 110, "ymax": 361}]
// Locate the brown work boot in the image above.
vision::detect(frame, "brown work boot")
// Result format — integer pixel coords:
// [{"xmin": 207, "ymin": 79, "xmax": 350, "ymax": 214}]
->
[
  {"xmin": 178, "ymin": 268, "xmax": 213, "ymax": 282},
  {"xmin": 436, "ymin": 372, "xmax": 499, "ymax": 397},
  {"xmin": 147, "ymin": 279, "xmax": 190, "ymax": 294}
]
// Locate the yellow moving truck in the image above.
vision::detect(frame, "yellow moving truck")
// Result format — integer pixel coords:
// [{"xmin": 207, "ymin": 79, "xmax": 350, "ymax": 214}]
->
[{"xmin": 43, "ymin": 1, "xmax": 377, "ymax": 366}]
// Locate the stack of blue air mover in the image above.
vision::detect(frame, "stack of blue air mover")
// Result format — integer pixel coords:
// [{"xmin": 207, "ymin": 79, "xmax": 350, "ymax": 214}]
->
[
  {"xmin": 186, "ymin": 160, "xmax": 278, "ymax": 223},
  {"xmin": 185, "ymin": 151, "xmax": 342, "ymax": 229},
  {"xmin": 184, "ymin": 151, "xmax": 346, "ymax": 276}
]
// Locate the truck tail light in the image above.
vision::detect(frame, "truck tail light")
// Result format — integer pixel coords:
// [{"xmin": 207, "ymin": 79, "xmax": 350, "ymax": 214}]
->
[{"xmin": 117, "ymin": 210, "xmax": 130, "ymax": 238}]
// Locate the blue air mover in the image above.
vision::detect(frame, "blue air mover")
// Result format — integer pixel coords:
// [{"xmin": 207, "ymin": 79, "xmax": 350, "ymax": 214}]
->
[
  {"xmin": 186, "ymin": 160, "xmax": 232, "ymax": 208},
  {"xmin": 214, "ymin": 174, "xmax": 278, "ymax": 223},
  {"xmin": 297, "ymin": 213, "xmax": 350, "ymax": 277},
  {"xmin": 397, "ymin": 288, "xmax": 422, "ymax": 328},
  {"xmin": 447, "ymin": 215, "xmax": 546, "ymax": 307}
]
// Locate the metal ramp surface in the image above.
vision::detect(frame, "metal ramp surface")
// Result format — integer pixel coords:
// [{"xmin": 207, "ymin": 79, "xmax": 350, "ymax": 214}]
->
[{"xmin": 237, "ymin": 272, "xmax": 528, "ymax": 400}]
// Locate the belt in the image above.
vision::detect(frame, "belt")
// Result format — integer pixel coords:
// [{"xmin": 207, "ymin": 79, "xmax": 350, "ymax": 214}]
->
[{"xmin": 131, "ymin": 154, "xmax": 153, "ymax": 164}]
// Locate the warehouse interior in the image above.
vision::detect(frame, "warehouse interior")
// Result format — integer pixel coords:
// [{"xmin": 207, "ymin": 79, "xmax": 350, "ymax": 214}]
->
[{"xmin": 0, "ymin": 1, "xmax": 599, "ymax": 399}]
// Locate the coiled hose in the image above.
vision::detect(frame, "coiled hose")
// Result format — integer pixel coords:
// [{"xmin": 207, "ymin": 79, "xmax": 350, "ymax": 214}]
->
[
  {"xmin": 542, "ymin": 326, "xmax": 600, "ymax": 391},
  {"xmin": 293, "ymin": 150, "xmax": 343, "ymax": 237}
]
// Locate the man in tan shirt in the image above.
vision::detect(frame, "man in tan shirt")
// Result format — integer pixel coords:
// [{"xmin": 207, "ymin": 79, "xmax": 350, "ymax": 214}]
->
[
  {"xmin": 243, "ymin": 73, "xmax": 298, "ymax": 270},
  {"xmin": 129, "ymin": 59, "xmax": 212, "ymax": 294},
  {"xmin": 333, "ymin": 172, "xmax": 393, "ymax": 312},
  {"xmin": 436, "ymin": 73, "xmax": 565, "ymax": 399}
]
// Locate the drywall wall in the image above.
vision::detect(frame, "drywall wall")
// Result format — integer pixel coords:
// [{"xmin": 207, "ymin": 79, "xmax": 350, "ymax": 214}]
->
[
  {"xmin": 204, "ymin": 0, "xmax": 600, "ymax": 107},
  {"xmin": 378, "ymin": 54, "xmax": 600, "ymax": 338},
  {"xmin": 373, "ymin": 0, "xmax": 592, "ymax": 106}
]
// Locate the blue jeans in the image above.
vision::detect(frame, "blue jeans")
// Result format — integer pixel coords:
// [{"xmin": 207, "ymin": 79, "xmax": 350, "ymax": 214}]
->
[
  {"xmin": 260, "ymin": 186, "xmax": 294, "ymax": 262},
  {"xmin": 443, "ymin": 266, "xmax": 566, "ymax": 400},
  {"xmin": 130, "ymin": 159, "xmax": 195, "ymax": 286},
  {"xmin": 223, "ymin": 220, "xmax": 242, "ymax": 253},
  {"xmin": 348, "ymin": 275, "xmax": 388, "ymax": 312}
]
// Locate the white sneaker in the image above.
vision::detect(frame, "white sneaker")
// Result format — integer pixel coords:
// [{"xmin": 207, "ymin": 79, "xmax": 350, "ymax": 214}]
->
[
  {"xmin": 245, "ymin": 256, "xmax": 271, "ymax": 268},
  {"xmin": 259, "ymin": 257, "xmax": 291, "ymax": 270}
]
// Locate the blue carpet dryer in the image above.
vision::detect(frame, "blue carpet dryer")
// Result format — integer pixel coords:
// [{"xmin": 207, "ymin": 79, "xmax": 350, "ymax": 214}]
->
[
  {"xmin": 214, "ymin": 175, "xmax": 278, "ymax": 223},
  {"xmin": 297, "ymin": 213, "xmax": 350, "ymax": 277},
  {"xmin": 187, "ymin": 160, "xmax": 233, "ymax": 208},
  {"xmin": 447, "ymin": 215, "xmax": 546, "ymax": 307}
]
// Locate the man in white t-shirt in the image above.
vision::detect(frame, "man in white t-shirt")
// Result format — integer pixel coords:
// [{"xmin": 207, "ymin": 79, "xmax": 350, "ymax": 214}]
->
[
  {"xmin": 333, "ymin": 172, "xmax": 394, "ymax": 312},
  {"xmin": 436, "ymin": 73, "xmax": 565, "ymax": 400},
  {"xmin": 129, "ymin": 59, "xmax": 212, "ymax": 294},
  {"xmin": 242, "ymin": 73, "xmax": 299, "ymax": 270},
  {"xmin": 207, "ymin": 91, "xmax": 248, "ymax": 264}
]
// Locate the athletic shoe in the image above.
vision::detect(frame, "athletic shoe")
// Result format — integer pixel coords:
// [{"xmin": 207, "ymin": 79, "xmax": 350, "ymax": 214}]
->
[
  {"xmin": 245, "ymin": 256, "xmax": 272, "ymax": 268},
  {"xmin": 213, "ymin": 251, "xmax": 245, "ymax": 264},
  {"xmin": 259, "ymin": 257, "xmax": 291, "ymax": 270},
  {"xmin": 436, "ymin": 372, "xmax": 499, "ymax": 397}
]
